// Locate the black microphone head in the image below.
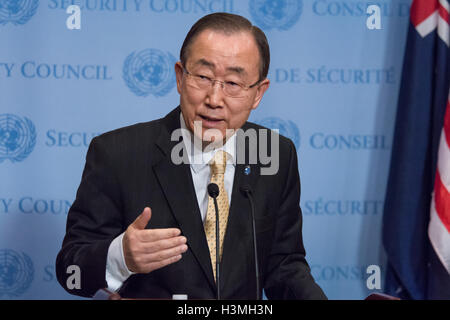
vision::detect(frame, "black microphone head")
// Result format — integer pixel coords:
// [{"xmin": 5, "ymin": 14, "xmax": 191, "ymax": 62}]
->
[
  {"xmin": 207, "ymin": 183, "xmax": 220, "ymax": 198},
  {"xmin": 240, "ymin": 184, "xmax": 252, "ymax": 195}
]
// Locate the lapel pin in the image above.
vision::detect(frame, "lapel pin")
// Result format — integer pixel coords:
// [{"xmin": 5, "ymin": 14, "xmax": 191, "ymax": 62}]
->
[{"xmin": 244, "ymin": 165, "xmax": 251, "ymax": 175}]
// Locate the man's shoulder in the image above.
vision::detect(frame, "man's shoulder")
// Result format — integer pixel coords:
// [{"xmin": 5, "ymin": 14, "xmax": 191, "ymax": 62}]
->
[
  {"xmin": 87, "ymin": 117, "xmax": 166, "ymax": 157},
  {"xmin": 98, "ymin": 118, "xmax": 162, "ymax": 141},
  {"xmin": 94, "ymin": 107, "xmax": 180, "ymax": 146}
]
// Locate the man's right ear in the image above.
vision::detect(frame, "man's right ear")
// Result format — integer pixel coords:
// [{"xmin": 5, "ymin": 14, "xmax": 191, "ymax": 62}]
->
[{"xmin": 175, "ymin": 62, "xmax": 184, "ymax": 95}]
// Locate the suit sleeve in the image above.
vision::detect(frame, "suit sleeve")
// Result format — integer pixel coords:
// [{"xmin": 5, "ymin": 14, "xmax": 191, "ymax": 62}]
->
[
  {"xmin": 55, "ymin": 136, "xmax": 125, "ymax": 298},
  {"xmin": 264, "ymin": 140, "xmax": 327, "ymax": 300}
]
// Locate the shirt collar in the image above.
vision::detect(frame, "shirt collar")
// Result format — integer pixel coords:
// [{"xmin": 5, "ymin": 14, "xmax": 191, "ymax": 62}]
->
[{"xmin": 180, "ymin": 112, "xmax": 236, "ymax": 173}]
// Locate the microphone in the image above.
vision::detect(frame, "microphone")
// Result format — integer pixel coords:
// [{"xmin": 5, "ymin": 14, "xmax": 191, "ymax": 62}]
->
[
  {"xmin": 207, "ymin": 183, "xmax": 220, "ymax": 300},
  {"xmin": 240, "ymin": 184, "xmax": 260, "ymax": 300}
]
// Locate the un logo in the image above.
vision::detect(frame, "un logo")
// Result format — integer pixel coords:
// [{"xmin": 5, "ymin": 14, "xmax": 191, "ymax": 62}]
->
[
  {"xmin": 257, "ymin": 117, "xmax": 300, "ymax": 150},
  {"xmin": 0, "ymin": 114, "xmax": 37, "ymax": 163},
  {"xmin": 123, "ymin": 49, "xmax": 177, "ymax": 97},
  {"xmin": 249, "ymin": 0, "xmax": 303, "ymax": 31},
  {"xmin": 0, "ymin": 0, "xmax": 39, "ymax": 25},
  {"xmin": 0, "ymin": 249, "xmax": 34, "ymax": 298}
]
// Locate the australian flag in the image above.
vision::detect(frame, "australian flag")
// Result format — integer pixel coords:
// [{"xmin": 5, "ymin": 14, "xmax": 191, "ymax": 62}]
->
[{"xmin": 383, "ymin": 0, "xmax": 450, "ymax": 300}]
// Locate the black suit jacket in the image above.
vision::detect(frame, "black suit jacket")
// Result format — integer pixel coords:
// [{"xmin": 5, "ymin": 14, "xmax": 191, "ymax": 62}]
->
[{"xmin": 56, "ymin": 106, "xmax": 326, "ymax": 299}]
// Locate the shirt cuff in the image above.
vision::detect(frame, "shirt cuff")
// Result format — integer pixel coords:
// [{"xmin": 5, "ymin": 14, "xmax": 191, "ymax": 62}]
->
[{"xmin": 105, "ymin": 232, "xmax": 135, "ymax": 292}]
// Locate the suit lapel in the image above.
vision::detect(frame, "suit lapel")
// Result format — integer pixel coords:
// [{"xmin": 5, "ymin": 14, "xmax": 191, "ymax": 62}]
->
[{"xmin": 152, "ymin": 107, "xmax": 216, "ymax": 291}]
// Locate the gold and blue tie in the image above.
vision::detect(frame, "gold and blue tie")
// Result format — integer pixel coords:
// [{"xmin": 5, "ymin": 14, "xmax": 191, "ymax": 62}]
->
[{"xmin": 204, "ymin": 150, "xmax": 229, "ymax": 281}]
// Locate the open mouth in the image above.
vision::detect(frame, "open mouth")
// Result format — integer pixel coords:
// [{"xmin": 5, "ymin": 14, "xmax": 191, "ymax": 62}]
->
[
  {"xmin": 199, "ymin": 114, "xmax": 223, "ymax": 122},
  {"xmin": 197, "ymin": 114, "xmax": 225, "ymax": 131}
]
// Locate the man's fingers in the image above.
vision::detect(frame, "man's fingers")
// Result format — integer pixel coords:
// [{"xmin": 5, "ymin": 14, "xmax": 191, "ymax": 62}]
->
[
  {"xmin": 142, "ymin": 243, "xmax": 188, "ymax": 264},
  {"xmin": 145, "ymin": 254, "xmax": 183, "ymax": 273},
  {"xmin": 131, "ymin": 207, "xmax": 152, "ymax": 230},
  {"xmin": 139, "ymin": 236, "xmax": 187, "ymax": 254},
  {"xmin": 138, "ymin": 228, "xmax": 182, "ymax": 242}
]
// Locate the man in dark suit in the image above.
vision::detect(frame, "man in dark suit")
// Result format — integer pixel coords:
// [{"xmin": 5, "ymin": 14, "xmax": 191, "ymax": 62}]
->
[{"xmin": 56, "ymin": 12, "xmax": 326, "ymax": 300}]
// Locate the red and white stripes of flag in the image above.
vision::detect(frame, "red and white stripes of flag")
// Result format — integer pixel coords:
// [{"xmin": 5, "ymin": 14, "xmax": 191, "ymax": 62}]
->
[
  {"xmin": 410, "ymin": 0, "xmax": 450, "ymax": 274},
  {"xmin": 429, "ymin": 92, "xmax": 450, "ymax": 275},
  {"xmin": 411, "ymin": 0, "xmax": 449, "ymax": 46}
]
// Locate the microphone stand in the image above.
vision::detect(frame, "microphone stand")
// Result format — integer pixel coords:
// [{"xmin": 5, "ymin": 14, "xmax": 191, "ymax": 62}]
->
[
  {"xmin": 212, "ymin": 196, "xmax": 220, "ymax": 300},
  {"xmin": 207, "ymin": 183, "xmax": 221, "ymax": 300},
  {"xmin": 242, "ymin": 186, "xmax": 260, "ymax": 300}
]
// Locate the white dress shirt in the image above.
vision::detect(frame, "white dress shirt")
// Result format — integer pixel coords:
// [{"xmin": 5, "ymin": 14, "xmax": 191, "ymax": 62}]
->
[{"xmin": 105, "ymin": 113, "xmax": 236, "ymax": 291}]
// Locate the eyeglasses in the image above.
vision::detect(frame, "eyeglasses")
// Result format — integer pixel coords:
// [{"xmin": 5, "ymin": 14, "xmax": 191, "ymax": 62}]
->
[{"xmin": 182, "ymin": 66, "xmax": 261, "ymax": 98}]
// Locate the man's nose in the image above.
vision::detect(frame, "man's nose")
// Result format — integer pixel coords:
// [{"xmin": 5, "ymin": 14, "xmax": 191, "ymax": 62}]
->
[{"xmin": 206, "ymin": 81, "xmax": 225, "ymax": 107}]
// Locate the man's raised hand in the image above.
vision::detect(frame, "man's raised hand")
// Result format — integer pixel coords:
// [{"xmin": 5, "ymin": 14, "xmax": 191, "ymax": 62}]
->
[{"xmin": 122, "ymin": 207, "xmax": 187, "ymax": 273}]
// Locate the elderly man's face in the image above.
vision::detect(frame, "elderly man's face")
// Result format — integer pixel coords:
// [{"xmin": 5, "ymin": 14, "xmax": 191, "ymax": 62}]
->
[{"xmin": 175, "ymin": 29, "xmax": 269, "ymax": 143}]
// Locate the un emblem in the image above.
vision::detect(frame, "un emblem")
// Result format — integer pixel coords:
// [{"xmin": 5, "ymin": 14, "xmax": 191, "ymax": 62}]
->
[
  {"xmin": 257, "ymin": 117, "xmax": 300, "ymax": 149},
  {"xmin": 0, "ymin": 114, "xmax": 37, "ymax": 163},
  {"xmin": 249, "ymin": 0, "xmax": 303, "ymax": 31},
  {"xmin": 0, "ymin": 249, "xmax": 34, "ymax": 298},
  {"xmin": 123, "ymin": 49, "xmax": 177, "ymax": 97},
  {"xmin": 0, "ymin": 0, "xmax": 39, "ymax": 25}
]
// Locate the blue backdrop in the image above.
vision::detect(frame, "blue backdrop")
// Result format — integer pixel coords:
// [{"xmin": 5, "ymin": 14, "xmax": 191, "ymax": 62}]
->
[{"xmin": 0, "ymin": 0, "xmax": 411, "ymax": 299}]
